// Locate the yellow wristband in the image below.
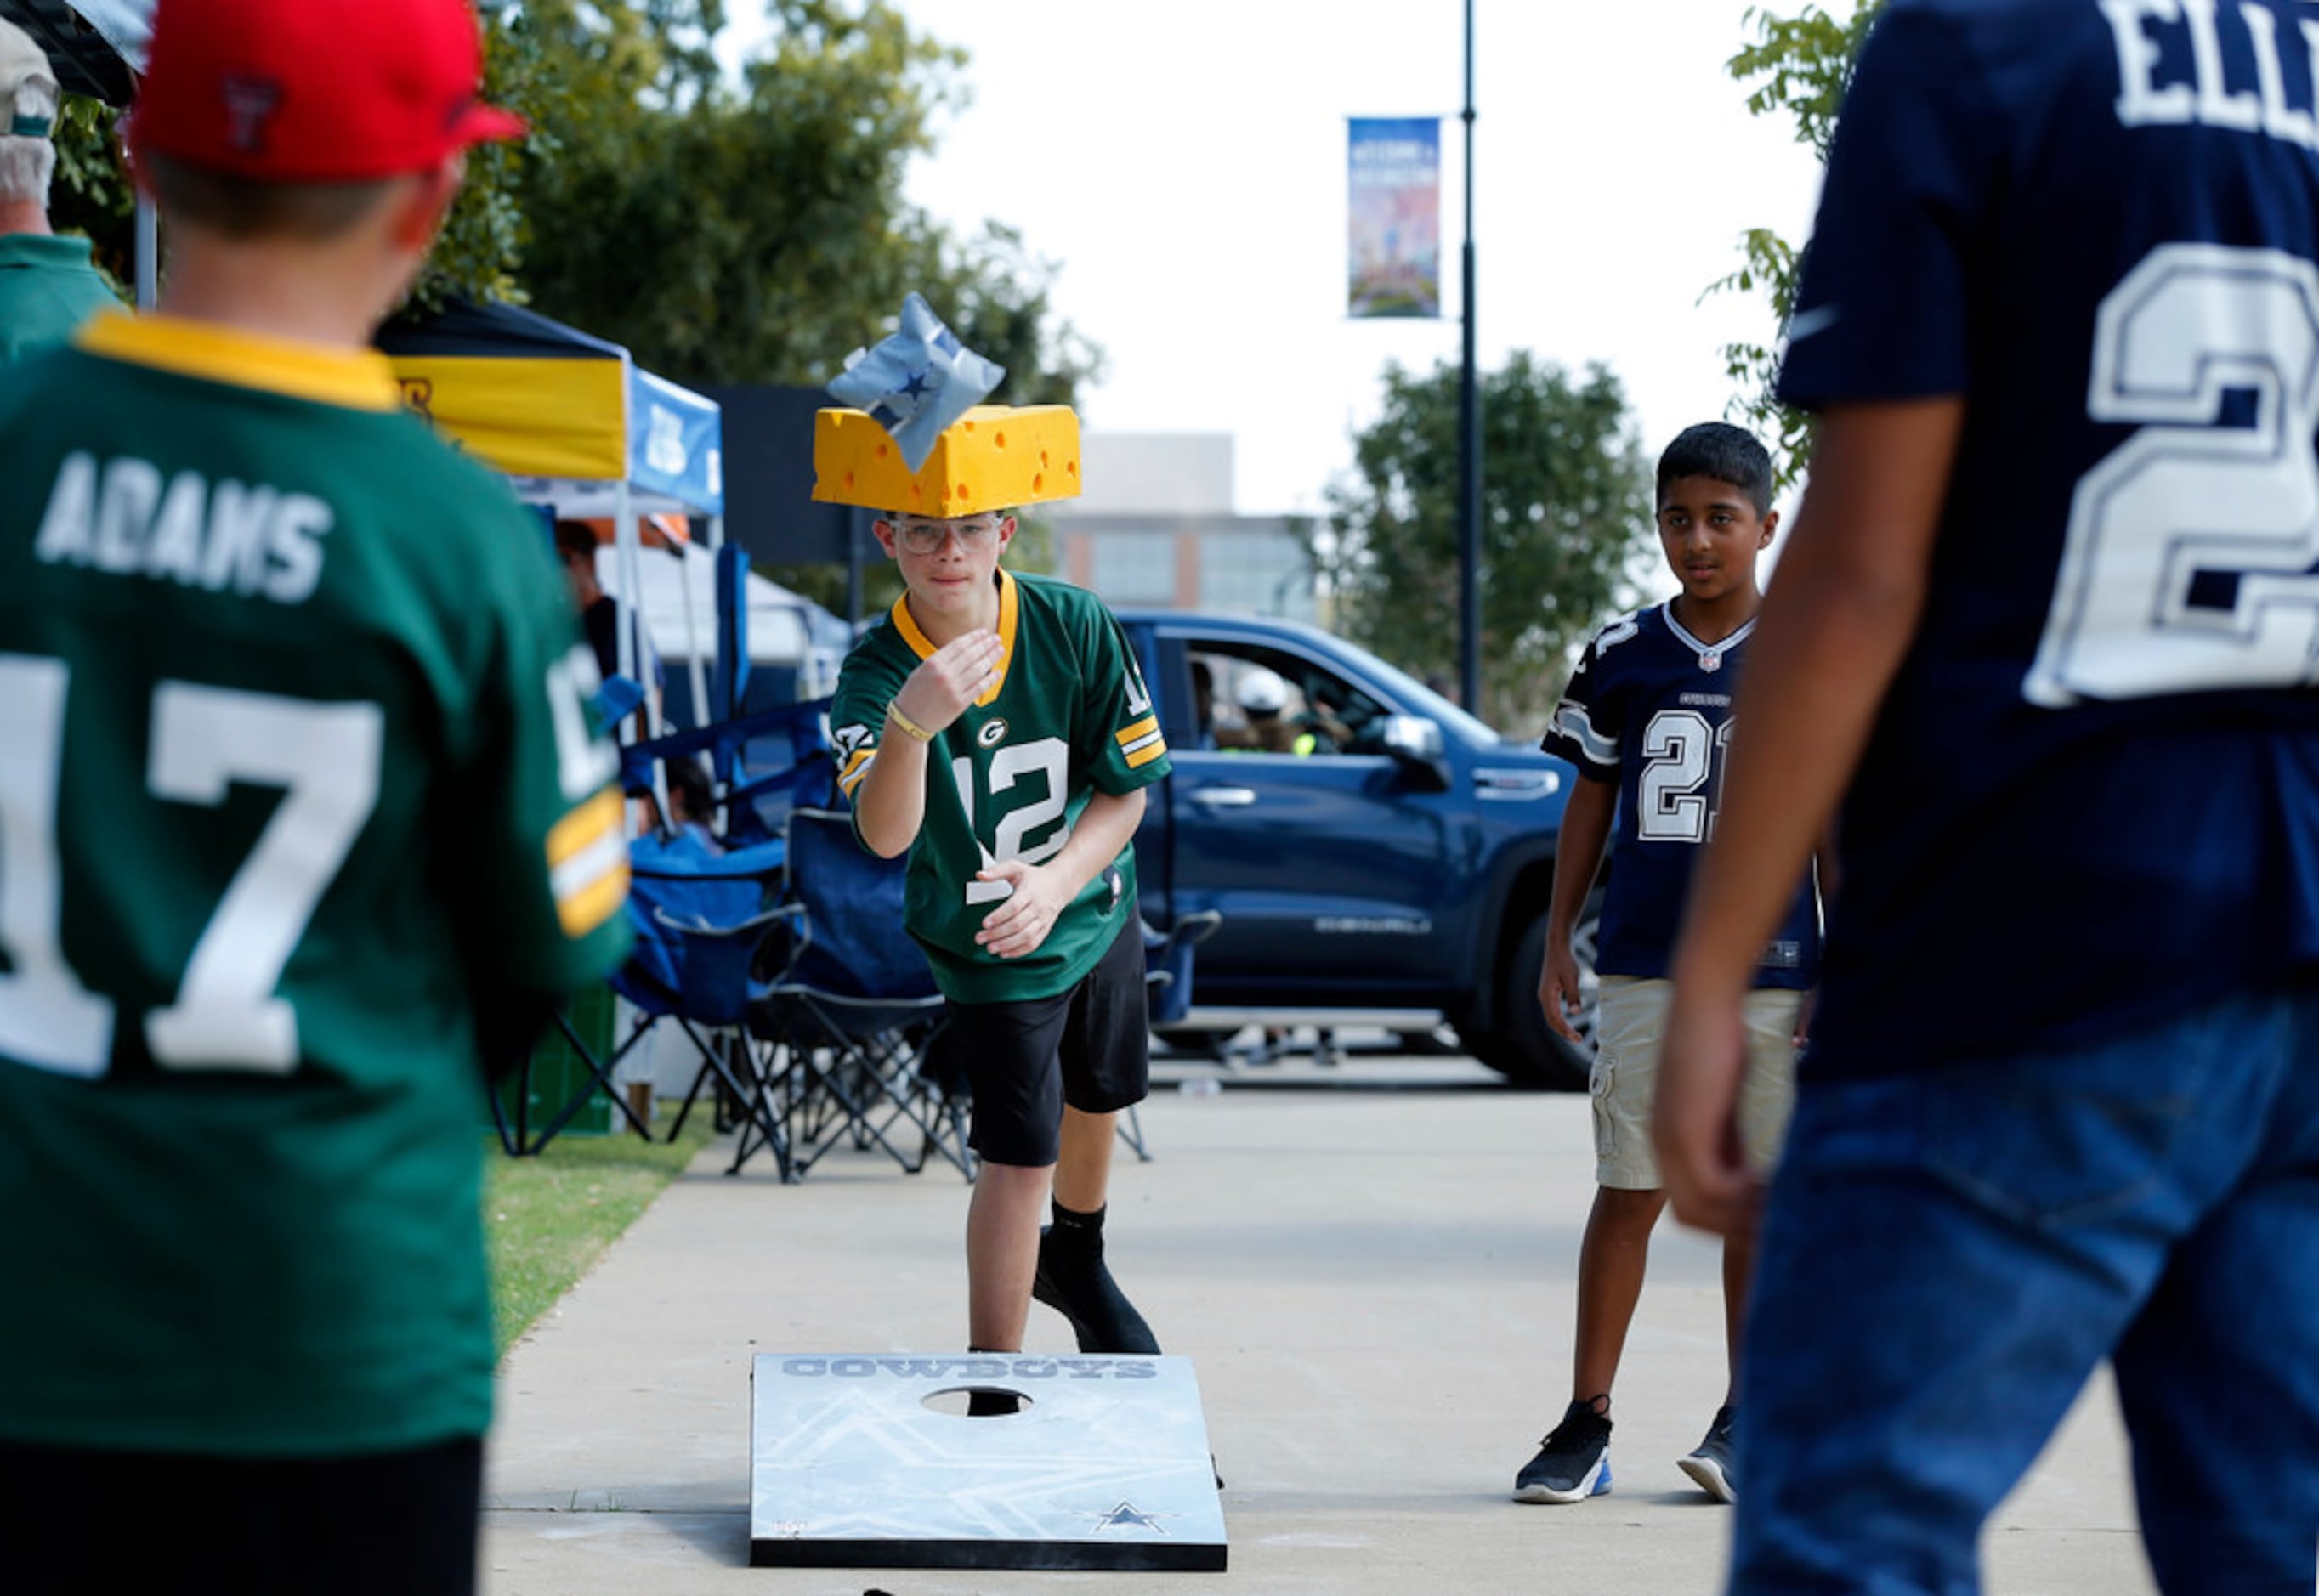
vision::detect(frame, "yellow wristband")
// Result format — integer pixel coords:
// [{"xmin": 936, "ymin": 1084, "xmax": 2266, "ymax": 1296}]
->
[{"xmin": 886, "ymin": 702, "xmax": 935, "ymax": 744}]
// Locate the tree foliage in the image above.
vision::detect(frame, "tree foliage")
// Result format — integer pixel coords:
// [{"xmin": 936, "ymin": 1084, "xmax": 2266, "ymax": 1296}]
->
[
  {"xmin": 511, "ymin": 0, "xmax": 1098, "ymax": 401},
  {"xmin": 1313, "ymin": 354, "xmax": 1652, "ymax": 734},
  {"xmin": 48, "ymin": 1, "xmax": 1097, "ymax": 408},
  {"xmin": 1705, "ymin": 1, "xmax": 1885, "ymax": 487},
  {"xmin": 48, "ymin": 97, "xmax": 133, "ymax": 291}
]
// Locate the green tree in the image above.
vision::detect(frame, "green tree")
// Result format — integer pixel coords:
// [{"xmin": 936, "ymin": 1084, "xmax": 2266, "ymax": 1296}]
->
[
  {"xmin": 506, "ymin": 0, "xmax": 1100, "ymax": 607},
  {"xmin": 514, "ymin": 0, "xmax": 1099, "ymax": 401},
  {"xmin": 1314, "ymin": 354, "xmax": 1653, "ymax": 734},
  {"xmin": 46, "ymin": 4, "xmax": 556, "ymax": 306},
  {"xmin": 1706, "ymin": 1, "xmax": 1885, "ymax": 486}
]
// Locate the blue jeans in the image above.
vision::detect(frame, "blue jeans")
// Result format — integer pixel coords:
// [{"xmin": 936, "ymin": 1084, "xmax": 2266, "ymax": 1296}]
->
[{"xmin": 1732, "ymin": 984, "xmax": 2319, "ymax": 1595}]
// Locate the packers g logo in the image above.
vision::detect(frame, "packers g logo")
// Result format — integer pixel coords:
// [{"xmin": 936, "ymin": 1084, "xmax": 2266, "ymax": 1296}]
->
[{"xmin": 977, "ymin": 718, "xmax": 1010, "ymax": 749}]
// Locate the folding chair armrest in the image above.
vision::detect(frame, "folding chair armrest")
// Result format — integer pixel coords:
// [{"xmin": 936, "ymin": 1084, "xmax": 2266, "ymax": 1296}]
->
[
  {"xmin": 1143, "ymin": 908, "xmax": 1223, "ymax": 957},
  {"xmin": 649, "ymin": 901, "xmax": 802, "ymax": 941},
  {"xmin": 1168, "ymin": 908, "xmax": 1223, "ymax": 949}
]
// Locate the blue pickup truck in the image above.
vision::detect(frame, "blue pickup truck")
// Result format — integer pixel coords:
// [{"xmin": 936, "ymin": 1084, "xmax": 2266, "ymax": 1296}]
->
[{"xmin": 1115, "ymin": 609, "xmax": 1598, "ymax": 1088}]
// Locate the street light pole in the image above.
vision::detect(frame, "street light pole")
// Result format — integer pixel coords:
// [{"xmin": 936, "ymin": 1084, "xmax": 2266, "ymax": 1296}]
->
[{"xmin": 1456, "ymin": 0, "xmax": 1482, "ymax": 714}]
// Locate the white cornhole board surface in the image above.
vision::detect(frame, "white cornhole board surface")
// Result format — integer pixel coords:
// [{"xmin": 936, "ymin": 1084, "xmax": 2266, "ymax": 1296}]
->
[{"xmin": 750, "ymin": 1352, "xmax": 1227, "ymax": 1571}]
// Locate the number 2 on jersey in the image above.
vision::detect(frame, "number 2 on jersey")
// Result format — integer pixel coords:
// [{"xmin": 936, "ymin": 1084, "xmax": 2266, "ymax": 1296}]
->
[
  {"xmin": 0, "ymin": 655, "xmax": 382, "ymax": 1078},
  {"xmin": 953, "ymin": 738, "xmax": 1069, "ymax": 905},
  {"xmin": 2029, "ymin": 243, "xmax": 2319, "ymax": 706}
]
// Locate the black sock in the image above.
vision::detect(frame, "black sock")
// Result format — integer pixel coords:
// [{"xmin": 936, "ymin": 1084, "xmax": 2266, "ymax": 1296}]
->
[{"xmin": 1049, "ymin": 1199, "xmax": 1106, "ymax": 1241}]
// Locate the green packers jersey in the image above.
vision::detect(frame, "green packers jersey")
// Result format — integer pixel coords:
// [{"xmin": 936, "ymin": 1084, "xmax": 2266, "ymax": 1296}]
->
[
  {"xmin": 0, "ymin": 315, "xmax": 630, "ymax": 1457},
  {"xmin": 833, "ymin": 571, "xmax": 1170, "ymax": 1004}
]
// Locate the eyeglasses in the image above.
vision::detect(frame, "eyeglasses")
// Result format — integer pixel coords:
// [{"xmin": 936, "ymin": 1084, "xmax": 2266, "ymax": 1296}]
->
[{"xmin": 894, "ymin": 517, "xmax": 1002, "ymax": 556}]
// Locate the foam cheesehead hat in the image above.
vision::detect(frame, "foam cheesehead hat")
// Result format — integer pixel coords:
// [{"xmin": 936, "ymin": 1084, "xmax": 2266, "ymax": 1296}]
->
[
  {"xmin": 0, "ymin": 18, "xmax": 59, "ymax": 139},
  {"xmin": 130, "ymin": 0, "xmax": 525, "ymax": 182},
  {"xmin": 814, "ymin": 291, "xmax": 1081, "ymax": 518}
]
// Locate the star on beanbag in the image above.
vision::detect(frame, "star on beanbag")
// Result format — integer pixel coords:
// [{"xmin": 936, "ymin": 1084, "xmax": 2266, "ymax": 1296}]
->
[{"xmin": 827, "ymin": 293, "xmax": 1006, "ymax": 473}]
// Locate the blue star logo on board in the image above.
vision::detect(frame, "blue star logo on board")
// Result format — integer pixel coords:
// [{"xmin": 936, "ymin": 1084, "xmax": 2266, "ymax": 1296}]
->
[
  {"xmin": 899, "ymin": 368, "xmax": 933, "ymax": 403},
  {"xmin": 1091, "ymin": 1501, "xmax": 1175, "ymax": 1533}
]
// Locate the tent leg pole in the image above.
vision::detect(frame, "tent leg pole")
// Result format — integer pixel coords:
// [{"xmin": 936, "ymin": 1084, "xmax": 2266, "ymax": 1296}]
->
[{"xmin": 135, "ymin": 194, "xmax": 158, "ymax": 308}]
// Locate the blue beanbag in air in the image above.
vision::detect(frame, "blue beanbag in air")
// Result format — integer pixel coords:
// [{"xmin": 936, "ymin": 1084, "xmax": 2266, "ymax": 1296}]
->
[{"xmin": 826, "ymin": 293, "xmax": 1006, "ymax": 473}]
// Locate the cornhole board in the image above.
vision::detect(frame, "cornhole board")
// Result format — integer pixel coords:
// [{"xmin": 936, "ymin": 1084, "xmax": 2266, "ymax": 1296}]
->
[{"xmin": 750, "ymin": 1351, "xmax": 1227, "ymax": 1571}]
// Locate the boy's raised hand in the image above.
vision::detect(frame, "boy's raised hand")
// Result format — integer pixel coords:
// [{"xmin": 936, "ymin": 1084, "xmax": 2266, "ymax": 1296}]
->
[
  {"xmin": 1537, "ymin": 935, "xmax": 1587, "ymax": 1044},
  {"xmin": 892, "ymin": 629, "xmax": 1005, "ymax": 736}
]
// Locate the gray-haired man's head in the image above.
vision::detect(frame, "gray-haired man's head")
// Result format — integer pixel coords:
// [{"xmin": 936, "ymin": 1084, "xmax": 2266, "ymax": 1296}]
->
[{"xmin": 0, "ymin": 20, "xmax": 60, "ymax": 210}]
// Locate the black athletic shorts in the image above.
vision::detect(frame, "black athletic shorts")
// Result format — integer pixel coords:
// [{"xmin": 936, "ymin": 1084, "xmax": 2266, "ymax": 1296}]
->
[
  {"xmin": 2, "ymin": 1434, "xmax": 482, "ymax": 1595},
  {"xmin": 936, "ymin": 912, "xmax": 1149, "ymax": 1167}
]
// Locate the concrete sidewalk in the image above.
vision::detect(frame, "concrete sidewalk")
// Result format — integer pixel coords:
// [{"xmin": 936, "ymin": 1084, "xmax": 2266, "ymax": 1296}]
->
[{"xmin": 481, "ymin": 1054, "xmax": 2158, "ymax": 1595}]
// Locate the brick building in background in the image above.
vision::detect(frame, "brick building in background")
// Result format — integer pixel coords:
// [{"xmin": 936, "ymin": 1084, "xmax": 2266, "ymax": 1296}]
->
[{"xmin": 1051, "ymin": 433, "xmax": 1318, "ymax": 620}]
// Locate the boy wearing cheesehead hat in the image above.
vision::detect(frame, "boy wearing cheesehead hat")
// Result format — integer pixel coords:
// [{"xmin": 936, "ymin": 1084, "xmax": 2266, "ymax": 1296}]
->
[
  {"xmin": 819, "ymin": 363, "xmax": 1174, "ymax": 1385},
  {"xmin": 0, "ymin": 3, "xmax": 627, "ymax": 1590}
]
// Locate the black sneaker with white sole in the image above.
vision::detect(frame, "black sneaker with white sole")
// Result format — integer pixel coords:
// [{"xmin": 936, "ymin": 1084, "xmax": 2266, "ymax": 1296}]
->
[
  {"xmin": 1512, "ymin": 1399, "xmax": 1613, "ymax": 1503},
  {"xmin": 1677, "ymin": 1405, "xmax": 1738, "ymax": 1503}
]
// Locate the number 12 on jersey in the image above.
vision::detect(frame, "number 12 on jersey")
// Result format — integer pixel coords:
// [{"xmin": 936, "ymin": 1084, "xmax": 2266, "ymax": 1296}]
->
[{"xmin": 952, "ymin": 738, "xmax": 1069, "ymax": 905}]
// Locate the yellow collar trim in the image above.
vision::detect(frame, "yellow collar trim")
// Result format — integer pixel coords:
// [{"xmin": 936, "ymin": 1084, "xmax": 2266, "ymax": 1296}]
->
[
  {"xmin": 891, "ymin": 569, "xmax": 1019, "ymax": 707},
  {"xmin": 75, "ymin": 313, "xmax": 402, "ymax": 412}
]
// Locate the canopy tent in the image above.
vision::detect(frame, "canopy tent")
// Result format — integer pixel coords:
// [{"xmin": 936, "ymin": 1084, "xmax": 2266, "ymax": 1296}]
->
[
  {"xmin": 377, "ymin": 297, "xmax": 723, "ymax": 520},
  {"xmin": 0, "ymin": 1, "xmax": 145, "ymax": 104},
  {"xmin": 590, "ymin": 540, "xmax": 848, "ymax": 705},
  {"xmin": 377, "ymin": 297, "xmax": 727, "ymax": 716}
]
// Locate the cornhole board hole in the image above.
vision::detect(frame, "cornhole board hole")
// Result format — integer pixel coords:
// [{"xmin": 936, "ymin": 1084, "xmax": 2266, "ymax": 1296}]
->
[{"xmin": 750, "ymin": 1351, "xmax": 1227, "ymax": 1571}]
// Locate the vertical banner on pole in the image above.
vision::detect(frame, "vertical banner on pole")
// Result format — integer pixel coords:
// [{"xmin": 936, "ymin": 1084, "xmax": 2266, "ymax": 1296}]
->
[{"xmin": 1347, "ymin": 117, "xmax": 1442, "ymax": 319}]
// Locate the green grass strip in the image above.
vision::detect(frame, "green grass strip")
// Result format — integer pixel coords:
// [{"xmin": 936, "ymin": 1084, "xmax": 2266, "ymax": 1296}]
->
[{"xmin": 483, "ymin": 1110, "xmax": 717, "ymax": 1356}]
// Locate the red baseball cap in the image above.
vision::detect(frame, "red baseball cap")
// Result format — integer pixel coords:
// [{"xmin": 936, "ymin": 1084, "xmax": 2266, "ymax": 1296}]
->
[{"xmin": 130, "ymin": 0, "xmax": 525, "ymax": 182}]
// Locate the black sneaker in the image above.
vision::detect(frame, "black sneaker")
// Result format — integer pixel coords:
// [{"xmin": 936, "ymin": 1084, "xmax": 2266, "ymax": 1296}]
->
[
  {"xmin": 1512, "ymin": 1399, "xmax": 1613, "ymax": 1503},
  {"xmin": 1031, "ymin": 1225, "xmax": 1161, "ymax": 1355},
  {"xmin": 1677, "ymin": 1405, "xmax": 1737, "ymax": 1503}
]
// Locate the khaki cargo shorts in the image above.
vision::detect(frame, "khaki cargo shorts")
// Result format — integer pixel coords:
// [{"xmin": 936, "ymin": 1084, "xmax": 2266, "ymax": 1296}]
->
[{"xmin": 1590, "ymin": 975, "xmax": 1801, "ymax": 1191}]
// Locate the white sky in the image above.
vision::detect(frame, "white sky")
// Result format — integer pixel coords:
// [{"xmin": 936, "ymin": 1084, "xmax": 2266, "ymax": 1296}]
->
[{"xmin": 724, "ymin": 1, "xmax": 1829, "ymax": 517}]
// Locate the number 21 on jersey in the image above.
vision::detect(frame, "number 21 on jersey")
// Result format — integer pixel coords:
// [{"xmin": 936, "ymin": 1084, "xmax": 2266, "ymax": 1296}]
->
[{"xmin": 1637, "ymin": 710, "xmax": 1733, "ymax": 845}]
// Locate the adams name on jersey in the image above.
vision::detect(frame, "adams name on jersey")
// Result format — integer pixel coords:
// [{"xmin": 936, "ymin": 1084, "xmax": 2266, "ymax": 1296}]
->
[
  {"xmin": 832, "ymin": 571, "xmax": 1171, "ymax": 1005},
  {"xmin": 1544, "ymin": 602, "xmax": 1819, "ymax": 989},
  {"xmin": 0, "ymin": 314, "xmax": 629, "ymax": 1459}
]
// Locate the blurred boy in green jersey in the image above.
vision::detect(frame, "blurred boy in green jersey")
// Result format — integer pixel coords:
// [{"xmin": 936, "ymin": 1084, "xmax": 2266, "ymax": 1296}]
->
[{"xmin": 0, "ymin": 2, "xmax": 627, "ymax": 1591}]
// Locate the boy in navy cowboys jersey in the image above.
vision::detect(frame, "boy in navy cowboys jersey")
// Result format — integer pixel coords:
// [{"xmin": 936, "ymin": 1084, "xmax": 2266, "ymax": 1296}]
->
[
  {"xmin": 1658, "ymin": 3, "xmax": 2319, "ymax": 1590},
  {"xmin": 832, "ymin": 502, "xmax": 1172, "ymax": 1382},
  {"xmin": 1515, "ymin": 422, "xmax": 1821, "ymax": 1506}
]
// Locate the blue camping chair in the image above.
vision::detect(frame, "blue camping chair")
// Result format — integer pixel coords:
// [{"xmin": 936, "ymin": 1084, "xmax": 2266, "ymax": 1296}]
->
[
  {"xmin": 731, "ymin": 803, "xmax": 1223, "ymax": 1178},
  {"xmin": 618, "ymin": 695, "xmax": 838, "ymax": 856},
  {"xmin": 741, "ymin": 807, "xmax": 972, "ymax": 1183},
  {"xmin": 493, "ymin": 824, "xmax": 797, "ymax": 1159},
  {"xmin": 1115, "ymin": 908, "xmax": 1224, "ymax": 1162}
]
